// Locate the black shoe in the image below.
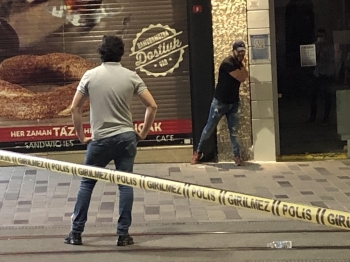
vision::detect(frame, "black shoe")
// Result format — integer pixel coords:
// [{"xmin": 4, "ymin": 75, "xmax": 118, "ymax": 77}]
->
[
  {"xmin": 117, "ymin": 234, "xmax": 134, "ymax": 246},
  {"xmin": 64, "ymin": 231, "xmax": 82, "ymax": 245}
]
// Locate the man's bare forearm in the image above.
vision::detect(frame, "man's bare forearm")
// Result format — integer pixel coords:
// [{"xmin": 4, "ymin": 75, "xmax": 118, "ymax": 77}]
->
[
  {"xmin": 140, "ymin": 106, "xmax": 157, "ymax": 139},
  {"xmin": 71, "ymin": 108, "xmax": 85, "ymax": 142}
]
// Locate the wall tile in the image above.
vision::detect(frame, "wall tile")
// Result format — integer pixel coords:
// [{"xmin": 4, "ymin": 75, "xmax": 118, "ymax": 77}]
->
[
  {"xmin": 247, "ymin": 0, "xmax": 269, "ymax": 10},
  {"xmin": 252, "ymin": 100, "xmax": 274, "ymax": 119},
  {"xmin": 252, "ymin": 119, "xmax": 276, "ymax": 161},
  {"xmin": 250, "ymin": 64, "xmax": 272, "ymax": 82},
  {"xmin": 247, "ymin": 10, "xmax": 270, "ymax": 28},
  {"xmin": 247, "ymin": 28, "xmax": 270, "ymax": 46},
  {"xmin": 250, "ymin": 82, "xmax": 273, "ymax": 101}
]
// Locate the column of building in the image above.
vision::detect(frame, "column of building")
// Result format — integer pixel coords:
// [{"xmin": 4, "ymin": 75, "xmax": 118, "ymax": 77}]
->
[{"xmin": 247, "ymin": 0, "xmax": 279, "ymax": 161}]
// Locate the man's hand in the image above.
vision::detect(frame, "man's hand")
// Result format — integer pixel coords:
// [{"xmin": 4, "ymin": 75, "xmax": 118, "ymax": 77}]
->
[
  {"xmin": 135, "ymin": 131, "xmax": 145, "ymax": 141},
  {"xmin": 242, "ymin": 56, "xmax": 247, "ymax": 66},
  {"xmin": 81, "ymin": 137, "xmax": 92, "ymax": 144}
]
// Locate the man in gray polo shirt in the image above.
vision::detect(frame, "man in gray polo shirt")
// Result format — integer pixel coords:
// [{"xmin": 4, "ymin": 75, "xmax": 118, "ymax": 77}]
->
[{"xmin": 64, "ymin": 35, "xmax": 157, "ymax": 246}]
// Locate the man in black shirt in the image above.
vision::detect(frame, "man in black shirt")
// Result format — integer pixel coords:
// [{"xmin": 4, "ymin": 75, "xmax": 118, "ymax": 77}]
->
[{"xmin": 191, "ymin": 40, "xmax": 248, "ymax": 165}]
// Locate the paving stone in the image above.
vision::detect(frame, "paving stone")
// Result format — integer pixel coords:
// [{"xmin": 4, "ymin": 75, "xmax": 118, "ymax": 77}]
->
[
  {"xmin": 338, "ymin": 176, "xmax": 350, "ymax": 179},
  {"xmin": 159, "ymin": 200, "xmax": 173, "ymax": 205},
  {"xmin": 145, "ymin": 206, "xmax": 160, "ymax": 215},
  {"xmin": 16, "ymin": 207, "xmax": 31, "ymax": 212},
  {"xmin": 25, "ymin": 170, "xmax": 37, "ymax": 175},
  {"xmin": 100, "ymin": 202, "xmax": 115, "ymax": 211},
  {"xmin": 168, "ymin": 167, "xmax": 181, "ymax": 172},
  {"xmin": 310, "ymin": 201, "xmax": 329, "ymax": 208},
  {"xmin": 288, "ymin": 165, "xmax": 301, "ymax": 170},
  {"xmin": 13, "ymin": 219, "xmax": 29, "ymax": 224},
  {"xmin": 325, "ymin": 187, "xmax": 339, "ymax": 192},
  {"xmin": 277, "ymin": 181, "xmax": 293, "ymax": 187},
  {"xmin": 96, "ymin": 217, "xmax": 113, "ymax": 223},
  {"xmin": 205, "ymin": 166, "xmax": 218, "ymax": 172},
  {"xmin": 315, "ymin": 167, "xmax": 332, "ymax": 175},
  {"xmin": 300, "ymin": 191, "xmax": 314, "ymax": 195},
  {"xmin": 48, "ymin": 217, "xmax": 63, "ymax": 222},
  {"xmin": 53, "ymin": 195, "xmax": 67, "ymax": 199},
  {"xmin": 298, "ymin": 175, "xmax": 312, "ymax": 181},
  {"xmin": 210, "ymin": 178, "xmax": 222, "ymax": 184},
  {"xmin": 35, "ymin": 186, "xmax": 47, "ymax": 193},
  {"xmin": 57, "ymin": 182, "xmax": 70, "ymax": 186},
  {"xmin": 4, "ymin": 193, "xmax": 19, "ymax": 200},
  {"xmin": 12, "ymin": 176, "xmax": 23, "ymax": 179},
  {"xmin": 18, "ymin": 201, "xmax": 32, "ymax": 205},
  {"xmin": 103, "ymin": 192, "xmax": 116, "ymax": 195},
  {"xmin": 320, "ymin": 196, "xmax": 335, "ymax": 200},
  {"xmin": 274, "ymin": 195, "xmax": 289, "ymax": 199},
  {"xmin": 223, "ymin": 210, "xmax": 242, "ymax": 219}
]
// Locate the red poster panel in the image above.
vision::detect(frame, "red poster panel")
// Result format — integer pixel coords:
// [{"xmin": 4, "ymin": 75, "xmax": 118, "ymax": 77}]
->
[{"xmin": 0, "ymin": 119, "xmax": 192, "ymax": 142}]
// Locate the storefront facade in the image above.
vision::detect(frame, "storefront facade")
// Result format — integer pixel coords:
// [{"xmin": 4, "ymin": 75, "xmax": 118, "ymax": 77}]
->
[
  {"xmin": 202, "ymin": 0, "xmax": 278, "ymax": 162},
  {"xmin": 0, "ymin": 0, "xmax": 279, "ymax": 163},
  {"xmin": 0, "ymin": 1, "xmax": 193, "ymax": 153}
]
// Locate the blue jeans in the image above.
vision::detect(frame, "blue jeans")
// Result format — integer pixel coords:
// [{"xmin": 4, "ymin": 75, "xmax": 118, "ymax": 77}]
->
[
  {"xmin": 197, "ymin": 98, "xmax": 240, "ymax": 157},
  {"xmin": 71, "ymin": 131, "xmax": 137, "ymax": 236}
]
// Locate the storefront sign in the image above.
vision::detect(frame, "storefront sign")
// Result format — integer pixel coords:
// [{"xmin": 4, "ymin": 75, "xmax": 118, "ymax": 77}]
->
[
  {"xmin": 300, "ymin": 44, "xmax": 316, "ymax": 67},
  {"xmin": 130, "ymin": 24, "xmax": 188, "ymax": 77},
  {"xmin": 0, "ymin": 120, "xmax": 192, "ymax": 143}
]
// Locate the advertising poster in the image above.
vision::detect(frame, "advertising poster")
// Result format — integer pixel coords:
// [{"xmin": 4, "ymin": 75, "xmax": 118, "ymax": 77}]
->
[
  {"xmin": 300, "ymin": 44, "xmax": 316, "ymax": 67},
  {"xmin": 0, "ymin": 0, "xmax": 192, "ymax": 153},
  {"xmin": 250, "ymin": 34, "xmax": 270, "ymax": 63}
]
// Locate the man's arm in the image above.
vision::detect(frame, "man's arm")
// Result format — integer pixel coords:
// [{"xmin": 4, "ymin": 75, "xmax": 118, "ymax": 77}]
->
[
  {"xmin": 229, "ymin": 62, "xmax": 248, "ymax": 83},
  {"xmin": 137, "ymin": 89, "xmax": 157, "ymax": 140},
  {"xmin": 70, "ymin": 91, "xmax": 91, "ymax": 144}
]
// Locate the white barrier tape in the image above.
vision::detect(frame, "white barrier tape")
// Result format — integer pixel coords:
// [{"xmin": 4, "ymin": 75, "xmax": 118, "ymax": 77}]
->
[{"xmin": 0, "ymin": 150, "xmax": 350, "ymax": 231}]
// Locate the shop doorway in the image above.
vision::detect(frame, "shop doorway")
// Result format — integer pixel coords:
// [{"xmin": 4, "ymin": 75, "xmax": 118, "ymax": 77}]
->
[{"xmin": 275, "ymin": 0, "xmax": 350, "ymax": 155}]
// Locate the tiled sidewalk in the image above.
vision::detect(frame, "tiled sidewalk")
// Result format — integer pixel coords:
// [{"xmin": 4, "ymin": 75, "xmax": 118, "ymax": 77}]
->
[{"xmin": 1, "ymin": 160, "xmax": 350, "ymax": 227}]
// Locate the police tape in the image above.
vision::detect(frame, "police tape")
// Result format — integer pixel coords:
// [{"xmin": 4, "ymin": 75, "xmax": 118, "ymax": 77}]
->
[{"xmin": 0, "ymin": 149, "xmax": 349, "ymax": 231}]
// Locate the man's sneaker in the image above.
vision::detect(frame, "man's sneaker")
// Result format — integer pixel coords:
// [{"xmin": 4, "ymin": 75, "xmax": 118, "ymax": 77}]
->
[
  {"xmin": 191, "ymin": 151, "xmax": 203, "ymax": 165},
  {"xmin": 117, "ymin": 234, "xmax": 134, "ymax": 246},
  {"xmin": 233, "ymin": 156, "xmax": 244, "ymax": 166},
  {"xmin": 64, "ymin": 231, "xmax": 82, "ymax": 245}
]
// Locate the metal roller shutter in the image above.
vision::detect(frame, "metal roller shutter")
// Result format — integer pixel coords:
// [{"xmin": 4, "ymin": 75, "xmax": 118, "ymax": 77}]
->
[{"xmin": 0, "ymin": 0, "xmax": 192, "ymax": 152}]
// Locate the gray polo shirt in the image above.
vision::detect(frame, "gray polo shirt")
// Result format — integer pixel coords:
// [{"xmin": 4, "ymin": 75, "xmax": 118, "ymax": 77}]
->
[{"xmin": 77, "ymin": 62, "xmax": 147, "ymax": 140}]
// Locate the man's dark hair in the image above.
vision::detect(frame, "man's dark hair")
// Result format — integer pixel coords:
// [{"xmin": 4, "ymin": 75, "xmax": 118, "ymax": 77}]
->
[{"xmin": 97, "ymin": 35, "xmax": 125, "ymax": 62}]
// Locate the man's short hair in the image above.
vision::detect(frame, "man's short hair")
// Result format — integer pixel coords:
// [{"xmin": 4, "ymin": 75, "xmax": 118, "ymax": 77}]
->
[{"xmin": 97, "ymin": 35, "xmax": 125, "ymax": 62}]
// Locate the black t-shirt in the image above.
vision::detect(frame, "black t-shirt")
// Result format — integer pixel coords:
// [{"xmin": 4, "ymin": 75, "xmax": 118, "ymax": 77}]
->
[{"xmin": 214, "ymin": 56, "xmax": 242, "ymax": 104}]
